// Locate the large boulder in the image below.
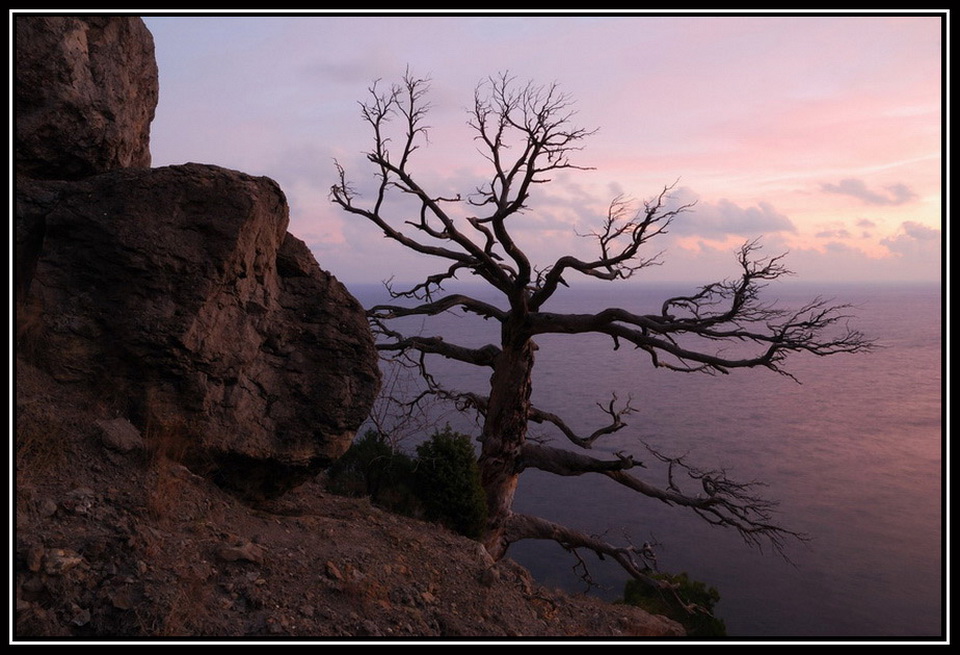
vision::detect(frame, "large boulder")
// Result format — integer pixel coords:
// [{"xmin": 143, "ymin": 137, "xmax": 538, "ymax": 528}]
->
[
  {"xmin": 15, "ymin": 16, "xmax": 158, "ymax": 179},
  {"xmin": 16, "ymin": 164, "xmax": 381, "ymax": 498},
  {"xmin": 15, "ymin": 15, "xmax": 381, "ymax": 499}
]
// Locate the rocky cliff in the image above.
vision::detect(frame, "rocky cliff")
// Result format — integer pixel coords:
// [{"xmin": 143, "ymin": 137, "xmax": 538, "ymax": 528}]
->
[
  {"xmin": 15, "ymin": 15, "xmax": 380, "ymax": 500},
  {"xmin": 13, "ymin": 15, "xmax": 682, "ymax": 639}
]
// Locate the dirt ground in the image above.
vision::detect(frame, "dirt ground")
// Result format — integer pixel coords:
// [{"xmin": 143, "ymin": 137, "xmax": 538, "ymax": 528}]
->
[{"xmin": 13, "ymin": 360, "xmax": 684, "ymax": 642}]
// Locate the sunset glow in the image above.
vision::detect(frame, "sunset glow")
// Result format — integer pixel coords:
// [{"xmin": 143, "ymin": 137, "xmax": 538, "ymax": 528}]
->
[{"xmin": 143, "ymin": 11, "xmax": 943, "ymax": 285}]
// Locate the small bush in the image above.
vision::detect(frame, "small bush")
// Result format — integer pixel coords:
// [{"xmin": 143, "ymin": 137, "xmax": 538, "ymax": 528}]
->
[
  {"xmin": 414, "ymin": 426, "xmax": 488, "ymax": 540},
  {"xmin": 324, "ymin": 430, "xmax": 420, "ymax": 516},
  {"xmin": 325, "ymin": 426, "xmax": 488, "ymax": 540},
  {"xmin": 622, "ymin": 571, "xmax": 727, "ymax": 637}
]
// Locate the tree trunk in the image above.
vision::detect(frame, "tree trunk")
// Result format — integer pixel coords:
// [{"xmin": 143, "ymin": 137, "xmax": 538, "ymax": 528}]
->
[{"xmin": 478, "ymin": 322, "xmax": 535, "ymax": 560}]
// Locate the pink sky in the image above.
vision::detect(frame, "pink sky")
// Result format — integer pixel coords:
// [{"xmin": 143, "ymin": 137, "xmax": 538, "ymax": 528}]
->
[{"xmin": 141, "ymin": 12, "xmax": 944, "ymax": 286}]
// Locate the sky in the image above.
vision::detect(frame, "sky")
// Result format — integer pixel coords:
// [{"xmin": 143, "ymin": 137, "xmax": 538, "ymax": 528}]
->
[{"xmin": 139, "ymin": 11, "xmax": 945, "ymax": 288}]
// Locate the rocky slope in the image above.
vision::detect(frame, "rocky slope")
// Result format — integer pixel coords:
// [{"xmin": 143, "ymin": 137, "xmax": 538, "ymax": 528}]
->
[{"xmin": 15, "ymin": 360, "xmax": 682, "ymax": 639}]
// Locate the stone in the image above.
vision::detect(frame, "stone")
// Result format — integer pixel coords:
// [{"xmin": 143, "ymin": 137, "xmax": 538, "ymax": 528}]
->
[
  {"xmin": 17, "ymin": 164, "xmax": 380, "ymax": 499},
  {"xmin": 15, "ymin": 15, "xmax": 381, "ymax": 500},
  {"xmin": 15, "ymin": 16, "xmax": 158, "ymax": 180},
  {"xmin": 63, "ymin": 488, "xmax": 97, "ymax": 515},
  {"xmin": 218, "ymin": 540, "xmax": 266, "ymax": 564},
  {"xmin": 324, "ymin": 561, "xmax": 344, "ymax": 581},
  {"xmin": 43, "ymin": 548, "xmax": 84, "ymax": 575},
  {"xmin": 96, "ymin": 417, "xmax": 144, "ymax": 453},
  {"xmin": 26, "ymin": 545, "xmax": 44, "ymax": 573},
  {"xmin": 66, "ymin": 604, "xmax": 92, "ymax": 627},
  {"xmin": 109, "ymin": 586, "xmax": 138, "ymax": 611}
]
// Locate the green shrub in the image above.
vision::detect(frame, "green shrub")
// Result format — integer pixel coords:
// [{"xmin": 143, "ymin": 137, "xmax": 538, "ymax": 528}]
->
[
  {"xmin": 414, "ymin": 425, "xmax": 488, "ymax": 540},
  {"xmin": 325, "ymin": 426, "xmax": 489, "ymax": 540},
  {"xmin": 324, "ymin": 430, "xmax": 420, "ymax": 516},
  {"xmin": 622, "ymin": 571, "xmax": 727, "ymax": 637}
]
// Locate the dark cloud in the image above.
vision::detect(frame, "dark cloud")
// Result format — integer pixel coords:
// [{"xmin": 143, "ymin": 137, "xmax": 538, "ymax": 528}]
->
[{"xmin": 820, "ymin": 178, "xmax": 919, "ymax": 206}]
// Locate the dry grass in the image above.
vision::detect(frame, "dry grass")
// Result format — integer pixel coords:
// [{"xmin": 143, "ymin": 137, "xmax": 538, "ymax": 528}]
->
[
  {"xmin": 131, "ymin": 572, "xmax": 217, "ymax": 637},
  {"xmin": 15, "ymin": 396, "xmax": 70, "ymax": 475},
  {"xmin": 142, "ymin": 412, "xmax": 198, "ymax": 524}
]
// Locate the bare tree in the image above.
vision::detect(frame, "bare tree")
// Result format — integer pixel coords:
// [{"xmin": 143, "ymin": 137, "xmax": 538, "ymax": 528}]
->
[{"xmin": 330, "ymin": 71, "xmax": 872, "ymax": 594}]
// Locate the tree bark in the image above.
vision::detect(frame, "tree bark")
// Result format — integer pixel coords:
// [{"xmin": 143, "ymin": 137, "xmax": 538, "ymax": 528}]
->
[{"xmin": 478, "ymin": 318, "xmax": 536, "ymax": 559}]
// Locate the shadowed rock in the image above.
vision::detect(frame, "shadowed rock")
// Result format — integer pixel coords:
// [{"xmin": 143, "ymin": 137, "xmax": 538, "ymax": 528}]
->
[
  {"xmin": 15, "ymin": 15, "xmax": 158, "ymax": 179},
  {"xmin": 15, "ymin": 16, "xmax": 380, "ymax": 499},
  {"xmin": 17, "ymin": 164, "xmax": 380, "ymax": 498}
]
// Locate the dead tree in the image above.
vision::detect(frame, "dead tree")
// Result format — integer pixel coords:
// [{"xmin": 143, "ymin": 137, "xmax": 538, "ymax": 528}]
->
[{"xmin": 330, "ymin": 71, "xmax": 872, "ymax": 592}]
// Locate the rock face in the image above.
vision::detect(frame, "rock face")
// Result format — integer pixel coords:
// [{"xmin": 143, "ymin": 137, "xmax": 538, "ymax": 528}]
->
[
  {"xmin": 15, "ymin": 16, "xmax": 158, "ymax": 179},
  {"xmin": 15, "ymin": 16, "xmax": 380, "ymax": 499}
]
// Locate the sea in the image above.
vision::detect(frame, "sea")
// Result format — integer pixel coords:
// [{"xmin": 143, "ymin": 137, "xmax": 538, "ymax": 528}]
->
[{"xmin": 351, "ymin": 280, "xmax": 943, "ymax": 640}]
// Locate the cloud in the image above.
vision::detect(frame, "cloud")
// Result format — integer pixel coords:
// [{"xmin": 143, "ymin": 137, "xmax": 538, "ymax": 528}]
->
[
  {"xmin": 815, "ymin": 227, "xmax": 852, "ymax": 239},
  {"xmin": 851, "ymin": 220, "xmax": 944, "ymax": 281},
  {"xmin": 881, "ymin": 221, "xmax": 941, "ymax": 254},
  {"xmin": 899, "ymin": 221, "xmax": 940, "ymax": 241},
  {"xmin": 765, "ymin": 239, "xmax": 939, "ymax": 284},
  {"xmin": 820, "ymin": 178, "xmax": 919, "ymax": 206},
  {"xmin": 854, "ymin": 217, "xmax": 877, "ymax": 238},
  {"xmin": 664, "ymin": 188, "xmax": 797, "ymax": 238}
]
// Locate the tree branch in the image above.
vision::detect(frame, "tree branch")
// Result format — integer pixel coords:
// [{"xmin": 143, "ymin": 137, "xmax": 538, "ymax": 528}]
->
[
  {"xmin": 368, "ymin": 292, "xmax": 508, "ymax": 323},
  {"xmin": 518, "ymin": 436, "xmax": 807, "ymax": 561},
  {"xmin": 530, "ymin": 186, "xmax": 694, "ymax": 309},
  {"xmin": 506, "ymin": 513, "xmax": 658, "ymax": 578},
  {"xmin": 521, "ymin": 442, "xmax": 642, "ymax": 475},
  {"xmin": 329, "ymin": 72, "xmax": 514, "ymax": 294},
  {"xmin": 527, "ymin": 393, "xmax": 636, "ymax": 449},
  {"xmin": 374, "ymin": 335, "xmax": 501, "ymax": 369},
  {"xmin": 530, "ymin": 242, "xmax": 873, "ymax": 378},
  {"xmin": 605, "ymin": 442, "xmax": 809, "ymax": 559},
  {"xmin": 502, "ymin": 513, "xmax": 694, "ymax": 601},
  {"xmin": 468, "ymin": 73, "xmax": 597, "ymax": 290}
]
